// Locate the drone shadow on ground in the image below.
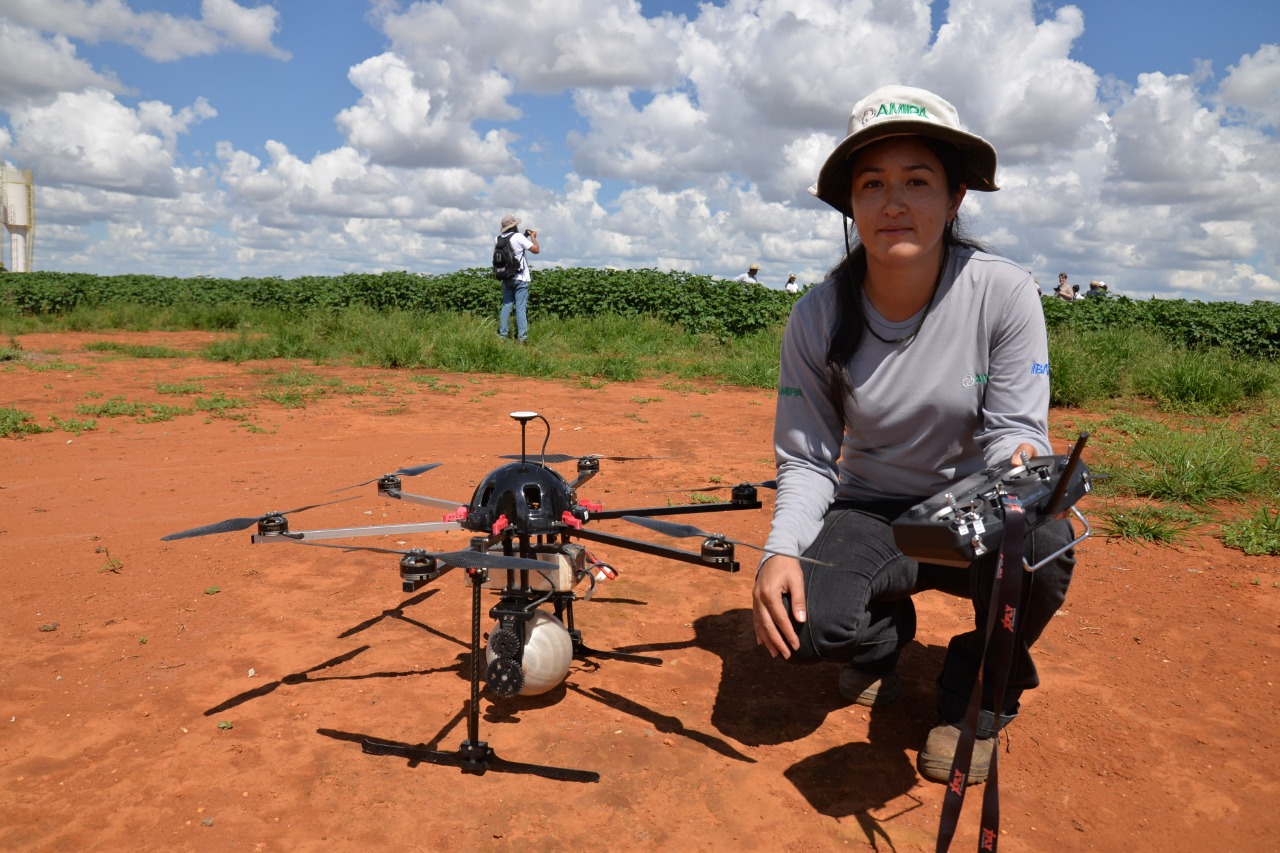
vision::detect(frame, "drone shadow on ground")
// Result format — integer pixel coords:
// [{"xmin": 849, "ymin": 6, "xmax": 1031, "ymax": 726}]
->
[
  {"xmin": 202, "ymin": 645, "xmax": 464, "ymax": 716},
  {"xmin": 564, "ymin": 682, "xmax": 755, "ymax": 763},
  {"xmin": 334, "ymin": 588, "xmax": 466, "ymax": 646},
  {"xmin": 613, "ymin": 607, "xmax": 947, "ymax": 849},
  {"xmin": 203, "ymin": 588, "xmax": 465, "ymax": 717},
  {"xmin": 317, "ymin": 702, "xmax": 470, "ymax": 761}
]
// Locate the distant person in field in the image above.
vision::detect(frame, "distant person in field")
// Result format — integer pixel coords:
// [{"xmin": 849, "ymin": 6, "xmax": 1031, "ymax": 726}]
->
[
  {"xmin": 1053, "ymin": 273, "xmax": 1074, "ymax": 301},
  {"xmin": 752, "ymin": 84, "xmax": 1076, "ymax": 788},
  {"xmin": 495, "ymin": 215, "xmax": 538, "ymax": 343},
  {"xmin": 1085, "ymin": 280, "xmax": 1110, "ymax": 298},
  {"xmin": 784, "ymin": 273, "xmax": 800, "ymax": 293},
  {"xmin": 734, "ymin": 263, "xmax": 761, "ymax": 284}
]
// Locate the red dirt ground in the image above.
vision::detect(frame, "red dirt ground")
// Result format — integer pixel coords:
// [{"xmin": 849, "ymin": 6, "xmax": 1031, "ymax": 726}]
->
[{"xmin": 3, "ymin": 332, "xmax": 1278, "ymax": 852}]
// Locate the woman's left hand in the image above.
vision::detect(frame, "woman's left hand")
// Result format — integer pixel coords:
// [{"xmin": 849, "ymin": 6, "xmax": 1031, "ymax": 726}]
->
[{"xmin": 1010, "ymin": 442, "xmax": 1039, "ymax": 466}]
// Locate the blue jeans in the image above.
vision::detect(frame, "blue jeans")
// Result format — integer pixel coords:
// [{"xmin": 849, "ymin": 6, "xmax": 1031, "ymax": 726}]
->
[
  {"xmin": 499, "ymin": 278, "xmax": 528, "ymax": 341},
  {"xmin": 784, "ymin": 498, "xmax": 1075, "ymax": 738}
]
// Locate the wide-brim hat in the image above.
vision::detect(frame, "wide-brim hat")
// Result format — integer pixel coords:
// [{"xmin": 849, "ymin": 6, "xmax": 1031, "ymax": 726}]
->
[
  {"xmin": 811, "ymin": 85, "xmax": 999, "ymax": 219},
  {"xmin": 500, "ymin": 214, "xmax": 519, "ymax": 231},
  {"xmin": 749, "ymin": 263, "xmax": 760, "ymax": 271}
]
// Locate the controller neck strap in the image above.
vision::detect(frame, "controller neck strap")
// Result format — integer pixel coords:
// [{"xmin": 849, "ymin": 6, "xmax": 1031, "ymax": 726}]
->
[{"xmin": 936, "ymin": 494, "xmax": 1026, "ymax": 853}]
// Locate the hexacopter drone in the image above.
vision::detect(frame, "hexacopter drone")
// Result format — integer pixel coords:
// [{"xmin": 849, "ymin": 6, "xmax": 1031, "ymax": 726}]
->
[{"xmin": 161, "ymin": 411, "xmax": 791, "ymax": 781}]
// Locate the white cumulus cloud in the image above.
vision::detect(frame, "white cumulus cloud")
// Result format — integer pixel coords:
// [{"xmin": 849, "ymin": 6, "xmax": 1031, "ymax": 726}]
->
[
  {"xmin": 1, "ymin": 0, "xmax": 1277, "ymax": 299},
  {"xmin": 336, "ymin": 53, "xmax": 522, "ymax": 172},
  {"xmin": 0, "ymin": 0, "xmax": 289, "ymax": 61},
  {"xmin": 1218, "ymin": 44, "xmax": 1280, "ymax": 128},
  {"xmin": 0, "ymin": 21, "xmax": 127, "ymax": 104},
  {"xmin": 4, "ymin": 89, "xmax": 214, "ymax": 196}
]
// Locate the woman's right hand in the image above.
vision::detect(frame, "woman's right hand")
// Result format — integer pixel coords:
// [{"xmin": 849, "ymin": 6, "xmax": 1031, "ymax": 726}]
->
[{"xmin": 752, "ymin": 554, "xmax": 806, "ymax": 659}]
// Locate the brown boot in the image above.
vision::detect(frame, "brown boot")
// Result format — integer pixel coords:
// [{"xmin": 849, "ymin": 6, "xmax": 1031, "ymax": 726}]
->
[
  {"xmin": 917, "ymin": 722, "xmax": 994, "ymax": 784},
  {"xmin": 838, "ymin": 667, "xmax": 900, "ymax": 707}
]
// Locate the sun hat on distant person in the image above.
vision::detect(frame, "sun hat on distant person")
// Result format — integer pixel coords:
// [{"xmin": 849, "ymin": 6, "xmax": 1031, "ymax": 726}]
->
[
  {"xmin": 500, "ymin": 214, "xmax": 519, "ymax": 232},
  {"xmin": 811, "ymin": 85, "xmax": 999, "ymax": 219}
]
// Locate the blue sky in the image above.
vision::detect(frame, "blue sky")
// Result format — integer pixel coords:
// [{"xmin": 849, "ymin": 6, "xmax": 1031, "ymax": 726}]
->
[{"xmin": 1, "ymin": 0, "xmax": 1277, "ymax": 299}]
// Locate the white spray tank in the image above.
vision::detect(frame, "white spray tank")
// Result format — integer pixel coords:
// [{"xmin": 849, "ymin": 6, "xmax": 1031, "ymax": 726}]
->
[{"xmin": 485, "ymin": 609, "xmax": 574, "ymax": 695}]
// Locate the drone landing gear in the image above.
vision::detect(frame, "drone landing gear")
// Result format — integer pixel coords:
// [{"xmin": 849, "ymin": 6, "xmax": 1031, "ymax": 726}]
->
[{"xmin": 359, "ymin": 566, "xmax": 599, "ymax": 783}]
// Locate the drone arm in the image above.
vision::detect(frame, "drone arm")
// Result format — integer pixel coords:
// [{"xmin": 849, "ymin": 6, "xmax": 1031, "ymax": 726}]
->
[
  {"xmin": 251, "ymin": 520, "xmax": 463, "ymax": 543},
  {"xmin": 382, "ymin": 490, "xmax": 468, "ymax": 511},
  {"xmin": 567, "ymin": 527, "xmax": 723, "ymax": 569},
  {"xmin": 568, "ymin": 471, "xmax": 598, "ymax": 490},
  {"xmin": 588, "ymin": 499, "xmax": 761, "ymax": 521}
]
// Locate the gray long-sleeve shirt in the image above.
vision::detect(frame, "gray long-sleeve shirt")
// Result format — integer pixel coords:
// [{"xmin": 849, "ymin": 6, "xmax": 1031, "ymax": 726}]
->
[{"xmin": 763, "ymin": 248, "xmax": 1052, "ymax": 562}]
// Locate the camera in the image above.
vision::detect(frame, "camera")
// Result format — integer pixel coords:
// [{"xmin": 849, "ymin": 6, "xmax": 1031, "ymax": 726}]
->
[{"xmin": 524, "ymin": 229, "xmax": 533, "ymax": 237}]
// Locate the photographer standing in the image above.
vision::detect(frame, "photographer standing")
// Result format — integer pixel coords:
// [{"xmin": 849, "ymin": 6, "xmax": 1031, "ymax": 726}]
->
[{"xmin": 495, "ymin": 214, "xmax": 539, "ymax": 343}]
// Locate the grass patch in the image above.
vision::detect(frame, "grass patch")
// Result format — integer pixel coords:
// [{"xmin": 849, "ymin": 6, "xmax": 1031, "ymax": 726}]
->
[
  {"xmin": 1049, "ymin": 327, "xmax": 1166, "ymax": 407},
  {"xmin": 0, "ymin": 407, "xmax": 52, "ymax": 437},
  {"xmin": 74, "ymin": 395, "xmax": 190, "ymax": 423},
  {"xmin": 50, "ymin": 415, "xmax": 97, "ymax": 435},
  {"xmin": 410, "ymin": 374, "xmax": 462, "ymax": 395},
  {"xmin": 192, "ymin": 392, "xmax": 250, "ymax": 414},
  {"xmin": 254, "ymin": 369, "xmax": 343, "ymax": 408},
  {"xmin": 1095, "ymin": 502, "xmax": 1201, "ymax": 545},
  {"xmin": 75, "ymin": 396, "xmax": 149, "ymax": 418},
  {"xmin": 258, "ymin": 387, "xmax": 319, "ymax": 408},
  {"xmin": 156, "ymin": 381, "xmax": 206, "ymax": 395},
  {"xmin": 85, "ymin": 340, "xmax": 188, "ymax": 359},
  {"xmin": 260, "ymin": 368, "xmax": 343, "ymax": 389},
  {"xmin": 1221, "ymin": 506, "xmax": 1280, "ymax": 556},
  {"xmin": 184, "ymin": 307, "xmax": 781, "ymax": 387},
  {"xmin": 1135, "ymin": 347, "xmax": 1276, "ymax": 415},
  {"xmin": 21, "ymin": 359, "xmax": 81, "ymax": 373},
  {"xmin": 1050, "ymin": 326, "xmax": 1276, "ymax": 414},
  {"xmin": 138, "ymin": 403, "xmax": 188, "ymax": 423},
  {"xmin": 1117, "ymin": 426, "xmax": 1270, "ymax": 505}
]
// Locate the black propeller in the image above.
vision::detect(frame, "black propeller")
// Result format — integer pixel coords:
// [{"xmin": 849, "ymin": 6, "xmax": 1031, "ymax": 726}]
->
[
  {"xmin": 329, "ymin": 462, "xmax": 443, "ymax": 493},
  {"xmin": 288, "ymin": 539, "xmax": 555, "ymax": 573},
  {"xmin": 160, "ymin": 497, "xmax": 357, "ymax": 541},
  {"xmin": 619, "ymin": 515, "xmax": 828, "ymax": 566},
  {"xmin": 500, "ymin": 453, "xmax": 671, "ymax": 464},
  {"xmin": 330, "ymin": 458, "xmax": 445, "ymax": 491},
  {"xmin": 647, "ymin": 479, "xmax": 777, "ymax": 494}
]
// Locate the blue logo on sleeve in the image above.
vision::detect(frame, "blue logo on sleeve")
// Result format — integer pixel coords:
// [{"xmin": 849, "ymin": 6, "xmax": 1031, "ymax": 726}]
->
[{"xmin": 1030, "ymin": 362, "xmax": 1050, "ymax": 375}]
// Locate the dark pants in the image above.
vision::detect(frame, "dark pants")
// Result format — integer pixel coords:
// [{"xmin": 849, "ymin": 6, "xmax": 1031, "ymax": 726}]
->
[{"xmin": 786, "ymin": 499, "xmax": 1075, "ymax": 738}]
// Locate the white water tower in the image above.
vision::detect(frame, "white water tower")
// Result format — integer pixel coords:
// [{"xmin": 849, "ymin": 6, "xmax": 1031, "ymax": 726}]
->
[{"xmin": 1, "ymin": 168, "xmax": 35, "ymax": 272}]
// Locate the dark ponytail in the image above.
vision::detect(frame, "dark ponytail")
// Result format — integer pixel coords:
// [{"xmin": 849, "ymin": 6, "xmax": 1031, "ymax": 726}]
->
[{"xmin": 823, "ymin": 226, "xmax": 868, "ymax": 417}]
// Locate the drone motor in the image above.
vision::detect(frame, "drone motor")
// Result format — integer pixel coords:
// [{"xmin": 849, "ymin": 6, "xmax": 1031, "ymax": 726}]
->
[
  {"xmin": 256, "ymin": 514, "xmax": 290, "ymax": 536},
  {"xmin": 398, "ymin": 551, "xmax": 441, "ymax": 593}
]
